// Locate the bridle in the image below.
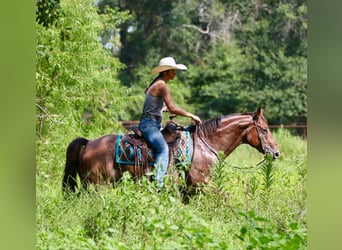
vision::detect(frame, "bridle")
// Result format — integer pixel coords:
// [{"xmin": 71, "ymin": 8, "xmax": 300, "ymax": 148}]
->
[
  {"xmin": 230, "ymin": 120, "xmax": 272, "ymax": 168},
  {"xmin": 253, "ymin": 120, "xmax": 271, "ymax": 165},
  {"xmin": 192, "ymin": 117, "xmax": 273, "ymax": 166}
]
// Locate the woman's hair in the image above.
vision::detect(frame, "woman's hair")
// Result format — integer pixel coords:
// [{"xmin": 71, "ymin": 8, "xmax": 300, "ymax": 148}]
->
[{"xmin": 145, "ymin": 72, "xmax": 163, "ymax": 93}]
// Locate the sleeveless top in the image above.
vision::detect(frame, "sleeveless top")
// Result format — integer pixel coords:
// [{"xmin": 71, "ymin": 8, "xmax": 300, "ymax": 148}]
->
[{"xmin": 142, "ymin": 92, "xmax": 164, "ymax": 117}]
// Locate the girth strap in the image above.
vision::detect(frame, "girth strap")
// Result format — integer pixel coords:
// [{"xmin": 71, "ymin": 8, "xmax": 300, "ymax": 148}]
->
[{"xmin": 123, "ymin": 134, "xmax": 148, "ymax": 177}]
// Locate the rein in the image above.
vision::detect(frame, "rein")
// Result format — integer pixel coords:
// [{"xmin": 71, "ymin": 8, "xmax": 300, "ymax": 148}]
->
[
  {"xmin": 192, "ymin": 116, "xmax": 269, "ymax": 168},
  {"xmin": 195, "ymin": 126, "xmax": 219, "ymax": 160},
  {"xmin": 231, "ymin": 119, "xmax": 271, "ymax": 169},
  {"xmin": 231, "ymin": 157, "xmax": 266, "ymax": 170}
]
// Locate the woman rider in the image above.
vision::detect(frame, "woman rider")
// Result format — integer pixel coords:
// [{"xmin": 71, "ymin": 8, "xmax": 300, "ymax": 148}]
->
[{"xmin": 138, "ymin": 57, "xmax": 202, "ymax": 190}]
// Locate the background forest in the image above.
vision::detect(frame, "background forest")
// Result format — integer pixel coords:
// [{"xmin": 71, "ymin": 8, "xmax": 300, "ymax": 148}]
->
[
  {"xmin": 36, "ymin": 0, "xmax": 307, "ymax": 249},
  {"xmin": 36, "ymin": 0, "xmax": 307, "ymax": 134}
]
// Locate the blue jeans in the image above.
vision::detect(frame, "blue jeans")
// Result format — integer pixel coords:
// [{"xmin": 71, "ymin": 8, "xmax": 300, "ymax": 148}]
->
[{"xmin": 139, "ymin": 118, "xmax": 169, "ymax": 188}]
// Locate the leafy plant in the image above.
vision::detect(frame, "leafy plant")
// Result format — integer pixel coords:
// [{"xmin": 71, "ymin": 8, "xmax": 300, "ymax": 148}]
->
[
  {"xmin": 237, "ymin": 211, "xmax": 307, "ymax": 249},
  {"xmin": 209, "ymin": 151, "xmax": 229, "ymax": 195},
  {"xmin": 260, "ymin": 154, "xmax": 276, "ymax": 204},
  {"xmin": 36, "ymin": 0, "xmax": 131, "ymax": 139},
  {"xmin": 36, "ymin": 0, "xmax": 307, "ymax": 248},
  {"xmin": 36, "ymin": 128, "xmax": 307, "ymax": 249}
]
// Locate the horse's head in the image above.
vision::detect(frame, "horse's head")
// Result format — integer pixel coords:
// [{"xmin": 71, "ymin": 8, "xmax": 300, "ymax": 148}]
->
[{"xmin": 244, "ymin": 108, "xmax": 280, "ymax": 160}]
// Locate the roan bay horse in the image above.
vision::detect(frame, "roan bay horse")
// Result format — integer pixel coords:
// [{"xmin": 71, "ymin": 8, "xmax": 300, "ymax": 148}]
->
[{"xmin": 63, "ymin": 108, "xmax": 280, "ymax": 193}]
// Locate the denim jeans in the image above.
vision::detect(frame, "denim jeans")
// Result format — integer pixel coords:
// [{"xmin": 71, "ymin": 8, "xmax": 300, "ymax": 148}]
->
[{"xmin": 139, "ymin": 118, "xmax": 169, "ymax": 188}]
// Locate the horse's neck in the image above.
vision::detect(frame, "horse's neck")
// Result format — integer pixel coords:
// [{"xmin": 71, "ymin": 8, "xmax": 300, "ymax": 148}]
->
[{"xmin": 206, "ymin": 115, "xmax": 252, "ymax": 157}]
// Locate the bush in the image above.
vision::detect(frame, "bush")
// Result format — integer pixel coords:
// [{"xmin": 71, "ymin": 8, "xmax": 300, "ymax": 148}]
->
[{"xmin": 36, "ymin": 128, "xmax": 307, "ymax": 249}]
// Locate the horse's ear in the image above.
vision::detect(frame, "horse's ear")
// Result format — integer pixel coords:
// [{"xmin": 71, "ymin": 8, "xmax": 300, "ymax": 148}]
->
[{"xmin": 254, "ymin": 107, "xmax": 264, "ymax": 121}]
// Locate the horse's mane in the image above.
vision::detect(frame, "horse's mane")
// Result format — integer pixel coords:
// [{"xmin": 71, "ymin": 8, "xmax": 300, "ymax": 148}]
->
[
  {"xmin": 195, "ymin": 112, "xmax": 257, "ymax": 136},
  {"xmin": 196, "ymin": 116, "xmax": 222, "ymax": 137}
]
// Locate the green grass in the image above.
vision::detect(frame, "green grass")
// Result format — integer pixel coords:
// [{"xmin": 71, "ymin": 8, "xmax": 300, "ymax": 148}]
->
[{"xmin": 36, "ymin": 128, "xmax": 307, "ymax": 249}]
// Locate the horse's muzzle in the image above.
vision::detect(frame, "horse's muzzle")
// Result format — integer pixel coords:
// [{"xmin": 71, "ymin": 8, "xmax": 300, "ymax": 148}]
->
[
  {"xmin": 272, "ymin": 151, "xmax": 281, "ymax": 159},
  {"xmin": 264, "ymin": 149, "xmax": 280, "ymax": 160},
  {"xmin": 263, "ymin": 146, "xmax": 280, "ymax": 160}
]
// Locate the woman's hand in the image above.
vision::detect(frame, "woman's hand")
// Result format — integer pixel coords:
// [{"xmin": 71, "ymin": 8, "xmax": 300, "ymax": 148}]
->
[
  {"xmin": 162, "ymin": 106, "xmax": 169, "ymax": 112},
  {"xmin": 191, "ymin": 114, "xmax": 202, "ymax": 125}
]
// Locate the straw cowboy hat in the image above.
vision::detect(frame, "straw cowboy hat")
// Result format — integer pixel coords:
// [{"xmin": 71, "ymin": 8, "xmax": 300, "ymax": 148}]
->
[{"xmin": 151, "ymin": 57, "xmax": 187, "ymax": 74}]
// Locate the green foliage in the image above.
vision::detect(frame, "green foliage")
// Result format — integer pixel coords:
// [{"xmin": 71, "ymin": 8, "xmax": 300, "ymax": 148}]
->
[
  {"xmin": 36, "ymin": 0, "xmax": 131, "ymax": 138},
  {"xmin": 233, "ymin": 0, "xmax": 307, "ymax": 124},
  {"xmin": 36, "ymin": 0, "xmax": 61, "ymax": 27},
  {"xmin": 259, "ymin": 154, "xmax": 276, "ymax": 206},
  {"xmin": 97, "ymin": 0, "xmax": 307, "ymax": 124},
  {"xmin": 237, "ymin": 211, "xmax": 307, "ymax": 249},
  {"xmin": 187, "ymin": 41, "xmax": 245, "ymax": 118},
  {"xmin": 261, "ymin": 155, "xmax": 275, "ymax": 191},
  {"xmin": 209, "ymin": 151, "xmax": 230, "ymax": 195},
  {"xmin": 36, "ymin": 0, "xmax": 307, "ymax": 248},
  {"xmin": 37, "ymin": 126, "xmax": 307, "ymax": 249}
]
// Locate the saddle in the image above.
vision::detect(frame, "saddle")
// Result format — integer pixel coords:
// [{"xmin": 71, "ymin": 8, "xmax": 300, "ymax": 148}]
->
[{"xmin": 121, "ymin": 120, "xmax": 182, "ymax": 177}]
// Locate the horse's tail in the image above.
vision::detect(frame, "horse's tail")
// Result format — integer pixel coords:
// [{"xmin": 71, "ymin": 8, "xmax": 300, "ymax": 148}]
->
[{"xmin": 62, "ymin": 137, "xmax": 88, "ymax": 193}]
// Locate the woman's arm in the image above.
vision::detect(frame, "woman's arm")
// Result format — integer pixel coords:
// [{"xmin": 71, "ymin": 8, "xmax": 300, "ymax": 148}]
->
[{"xmin": 159, "ymin": 82, "xmax": 202, "ymax": 124}]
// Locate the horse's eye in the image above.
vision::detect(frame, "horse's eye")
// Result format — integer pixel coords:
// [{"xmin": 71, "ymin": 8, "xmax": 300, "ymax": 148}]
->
[{"xmin": 262, "ymin": 128, "xmax": 268, "ymax": 134}]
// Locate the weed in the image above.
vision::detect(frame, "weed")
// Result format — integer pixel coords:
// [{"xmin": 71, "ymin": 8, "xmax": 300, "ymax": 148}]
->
[
  {"xmin": 260, "ymin": 154, "xmax": 276, "ymax": 206},
  {"xmin": 210, "ymin": 151, "xmax": 229, "ymax": 195},
  {"xmin": 236, "ymin": 210, "xmax": 307, "ymax": 249},
  {"xmin": 37, "ymin": 128, "xmax": 307, "ymax": 249}
]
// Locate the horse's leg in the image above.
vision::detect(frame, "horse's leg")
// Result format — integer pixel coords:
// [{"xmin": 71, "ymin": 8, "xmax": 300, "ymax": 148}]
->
[
  {"xmin": 187, "ymin": 147, "xmax": 214, "ymax": 187},
  {"xmin": 180, "ymin": 142, "xmax": 216, "ymax": 202},
  {"xmin": 78, "ymin": 159, "xmax": 101, "ymax": 190}
]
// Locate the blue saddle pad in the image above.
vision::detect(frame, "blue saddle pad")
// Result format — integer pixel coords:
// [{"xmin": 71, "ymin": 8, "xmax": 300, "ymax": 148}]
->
[{"xmin": 115, "ymin": 131, "xmax": 191, "ymax": 166}]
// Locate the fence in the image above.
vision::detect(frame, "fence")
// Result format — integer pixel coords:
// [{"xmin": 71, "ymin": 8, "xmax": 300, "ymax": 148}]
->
[
  {"xmin": 121, "ymin": 120, "xmax": 139, "ymax": 130},
  {"xmin": 268, "ymin": 125, "xmax": 307, "ymax": 140},
  {"xmin": 121, "ymin": 121, "xmax": 307, "ymax": 140}
]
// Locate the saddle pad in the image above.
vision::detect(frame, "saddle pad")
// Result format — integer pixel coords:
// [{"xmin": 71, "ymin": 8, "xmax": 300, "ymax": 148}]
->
[{"xmin": 115, "ymin": 131, "xmax": 191, "ymax": 166}]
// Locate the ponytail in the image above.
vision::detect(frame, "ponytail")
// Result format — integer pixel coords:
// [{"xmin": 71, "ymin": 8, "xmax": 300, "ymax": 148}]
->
[{"xmin": 145, "ymin": 73, "xmax": 162, "ymax": 93}]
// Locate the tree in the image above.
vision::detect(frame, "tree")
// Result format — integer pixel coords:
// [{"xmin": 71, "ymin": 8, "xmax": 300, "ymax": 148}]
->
[
  {"xmin": 36, "ymin": 0, "xmax": 61, "ymax": 28},
  {"xmin": 185, "ymin": 0, "xmax": 307, "ymax": 124},
  {"xmin": 187, "ymin": 41, "xmax": 245, "ymax": 118},
  {"xmin": 36, "ymin": 0, "xmax": 131, "ymax": 137},
  {"xmin": 95, "ymin": 0, "xmax": 307, "ymax": 125},
  {"xmin": 233, "ymin": 0, "xmax": 307, "ymax": 124}
]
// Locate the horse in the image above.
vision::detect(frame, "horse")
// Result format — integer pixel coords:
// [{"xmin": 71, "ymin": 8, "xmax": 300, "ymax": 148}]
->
[{"xmin": 62, "ymin": 108, "xmax": 280, "ymax": 194}]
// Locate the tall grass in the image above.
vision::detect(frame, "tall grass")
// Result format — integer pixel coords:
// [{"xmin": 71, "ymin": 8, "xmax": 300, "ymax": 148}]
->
[{"xmin": 36, "ymin": 128, "xmax": 307, "ymax": 249}]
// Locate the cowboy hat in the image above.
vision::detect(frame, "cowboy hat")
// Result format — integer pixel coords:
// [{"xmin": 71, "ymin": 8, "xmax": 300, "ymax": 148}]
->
[{"xmin": 151, "ymin": 57, "xmax": 187, "ymax": 74}]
